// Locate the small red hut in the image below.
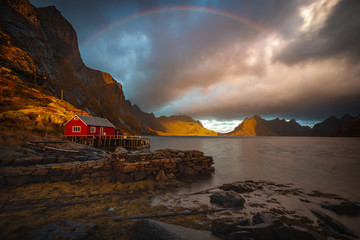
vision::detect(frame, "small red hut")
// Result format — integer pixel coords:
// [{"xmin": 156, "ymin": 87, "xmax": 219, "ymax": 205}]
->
[{"xmin": 64, "ymin": 115, "xmax": 115, "ymax": 137}]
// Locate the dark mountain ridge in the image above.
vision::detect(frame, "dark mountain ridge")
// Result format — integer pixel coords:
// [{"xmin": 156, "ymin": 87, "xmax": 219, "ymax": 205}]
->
[
  {"xmin": 226, "ymin": 114, "xmax": 360, "ymax": 137},
  {"xmin": 312, "ymin": 114, "xmax": 360, "ymax": 137}
]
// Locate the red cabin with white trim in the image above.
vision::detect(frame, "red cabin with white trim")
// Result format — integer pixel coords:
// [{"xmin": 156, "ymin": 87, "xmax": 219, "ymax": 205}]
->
[{"xmin": 64, "ymin": 115, "xmax": 115, "ymax": 137}]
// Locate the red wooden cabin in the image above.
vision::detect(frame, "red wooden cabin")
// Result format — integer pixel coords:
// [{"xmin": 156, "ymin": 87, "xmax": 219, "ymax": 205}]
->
[{"xmin": 64, "ymin": 115, "xmax": 115, "ymax": 137}]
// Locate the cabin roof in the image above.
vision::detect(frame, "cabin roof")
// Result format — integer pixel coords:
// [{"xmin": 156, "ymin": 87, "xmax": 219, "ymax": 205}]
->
[
  {"xmin": 65, "ymin": 115, "xmax": 115, "ymax": 128},
  {"xmin": 77, "ymin": 115, "xmax": 115, "ymax": 128}
]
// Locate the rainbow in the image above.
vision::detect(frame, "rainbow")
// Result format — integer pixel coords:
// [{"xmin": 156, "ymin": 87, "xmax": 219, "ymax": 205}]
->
[{"xmin": 80, "ymin": 6, "xmax": 271, "ymax": 48}]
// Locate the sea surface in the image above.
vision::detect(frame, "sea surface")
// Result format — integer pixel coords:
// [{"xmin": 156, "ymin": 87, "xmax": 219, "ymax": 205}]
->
[{"xmin": 149, "ymin": 136, "xmax": 360, "ymax": 201}]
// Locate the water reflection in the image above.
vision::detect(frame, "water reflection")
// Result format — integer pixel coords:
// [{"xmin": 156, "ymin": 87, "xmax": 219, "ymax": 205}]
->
[{"xmin": 150, "ymin": 136, "xmax": 360, "ymax": 201}]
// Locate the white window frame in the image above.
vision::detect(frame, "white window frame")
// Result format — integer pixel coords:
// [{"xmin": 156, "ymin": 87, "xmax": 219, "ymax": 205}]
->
[
  {"xmin": 72, "ymin": 126, "xmax": 81, "ymax": 132},
  {"xmin": 90, "ymin": 127, "xmax": 96, "ymax": 133}
]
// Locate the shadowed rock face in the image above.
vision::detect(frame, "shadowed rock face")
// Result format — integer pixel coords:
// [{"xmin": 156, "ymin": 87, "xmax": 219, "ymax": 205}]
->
[{"xmin": 0, "ymin": 0, "xmax": 153, "ymax": 135}]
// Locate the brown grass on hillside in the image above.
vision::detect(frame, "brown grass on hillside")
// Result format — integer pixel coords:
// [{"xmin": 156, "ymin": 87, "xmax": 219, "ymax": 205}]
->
[
  {"xmin": 157, "ymin": 120, "xmax": 218, "ymax": 136},
  {"xmin": 0, "ymin": 72, "xmax": 89, "ymax": 141}
]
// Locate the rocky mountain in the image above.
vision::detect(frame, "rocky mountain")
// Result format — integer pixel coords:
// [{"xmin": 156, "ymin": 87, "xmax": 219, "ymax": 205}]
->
[
  {"xmin": 125, "ymin": 101, "xmax": 166, "ymax": 133},
  {"xmin": 0, "ymin": 0, "xmax": 154, "ymax": 135},
  {"xmin": 225, "ymin": 115, "xmax": 310, "ymax": 136},
  {"xmin": 126, "ymin": 101, "xmax": 217, "ymax": 136},
  {"xmin": 155, "ymin": 115, "xmax": 218, "ymax": 136},
  {"xmin": 312, "ymin": 114, "xmax": 360, "ymax": 137}
]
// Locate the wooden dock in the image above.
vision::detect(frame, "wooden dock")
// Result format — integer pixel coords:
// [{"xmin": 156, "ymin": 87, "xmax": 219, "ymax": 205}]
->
[{"xmin": 64, "ymin": 135, "xmax": 150, "ymax": 150}]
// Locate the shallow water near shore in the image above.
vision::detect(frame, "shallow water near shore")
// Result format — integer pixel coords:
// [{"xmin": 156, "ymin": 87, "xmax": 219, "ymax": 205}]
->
[{"xmin": 149, "ymin": 136, "xmax": 360, "ymax": 201}]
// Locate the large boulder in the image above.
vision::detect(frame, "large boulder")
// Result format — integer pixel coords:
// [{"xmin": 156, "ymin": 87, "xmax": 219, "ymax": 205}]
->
[
  {"xmin": 210, "ymin": 190, "xmax": 245, "ymax": 208},
  {"xmin": 134, "ymin": 219, "xmax": 221, "ymax": 240},
  {"xmin": 28, "ymin": 221, "xmax": 97, "ymax": 240},
  {"xmin": 155, "ymin": 169, "xmax": 167, "ymax": 181}
]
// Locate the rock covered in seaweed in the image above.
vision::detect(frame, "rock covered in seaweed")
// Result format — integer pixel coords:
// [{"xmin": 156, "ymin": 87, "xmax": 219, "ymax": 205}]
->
[{"xmin": 210, "ymin": 190, "xmax": 245, "ymax": 208}]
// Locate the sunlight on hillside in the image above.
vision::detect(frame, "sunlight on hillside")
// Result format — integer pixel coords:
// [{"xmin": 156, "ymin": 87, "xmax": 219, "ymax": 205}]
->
[{"xmin": 157, "ymin": 120, "xmax": 218, "ymax": 136}]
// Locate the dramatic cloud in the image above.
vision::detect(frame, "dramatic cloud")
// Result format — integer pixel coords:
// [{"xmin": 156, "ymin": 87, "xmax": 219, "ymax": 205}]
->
[
  {"xmin": 31, "ymin": 0, "xmax": 360, "ymax": 129},
  {"xmin": 276, "ymin": 0, "xmax": 360, "ymax": 64}
]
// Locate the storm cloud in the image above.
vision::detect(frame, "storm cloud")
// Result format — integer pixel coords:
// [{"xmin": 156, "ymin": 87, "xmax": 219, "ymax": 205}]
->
[
  {"xmin": 31, "ymin": 0, "xmax": 360, "ymax": 126},
  {"xmin": 277, "ymin": 0, "xmax": 360, "ymax": 64}
]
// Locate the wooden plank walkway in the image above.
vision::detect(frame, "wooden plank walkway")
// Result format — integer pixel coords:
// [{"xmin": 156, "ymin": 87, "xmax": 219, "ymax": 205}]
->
[{"xmin": 64, "ymin": 135, "xmax": 150, "ymax": 149}]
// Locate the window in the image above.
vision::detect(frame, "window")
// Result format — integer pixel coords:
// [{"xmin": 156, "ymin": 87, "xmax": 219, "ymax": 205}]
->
[
  {"xmin": 74, "ymin": 116, "xmax": 79, "ymax": 120},
  {"xmin": 90, "ymin": 127, "xmax": 96, "ymax": 133},
  {"xmin": 73, "ymin": 126, "xmax": 81, "ymax": 132}
]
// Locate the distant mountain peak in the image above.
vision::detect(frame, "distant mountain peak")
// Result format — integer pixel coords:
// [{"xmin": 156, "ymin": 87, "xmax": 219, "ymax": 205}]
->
[{"xmin": 226, "ymin": 115, "xmax": 310, "ymax": 136}]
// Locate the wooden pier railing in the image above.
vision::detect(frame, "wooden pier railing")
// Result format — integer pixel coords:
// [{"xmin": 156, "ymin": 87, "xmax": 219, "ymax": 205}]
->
[{"xmin": 64, "ymin": 135, "xmax": 150, "ymax": 150}]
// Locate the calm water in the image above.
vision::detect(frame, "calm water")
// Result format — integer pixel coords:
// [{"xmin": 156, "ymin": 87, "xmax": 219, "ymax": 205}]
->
[{"xmin": 150, "ymin": 136, "xmax": 360, "ymax": 201}]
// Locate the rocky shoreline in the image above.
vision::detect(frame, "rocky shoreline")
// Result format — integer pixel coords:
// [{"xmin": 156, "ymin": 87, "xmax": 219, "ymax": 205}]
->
[
  {"xmin": 149, "ymin": 180, "xmax": 360, "ymax": 240},
  {"xmin": 1, "ymin": 141, "xmax": 359, "ymax": 240},
  {"xmin": 0, "ymin": 141, "xmax": 214, "ymax": 187},
  {"xmin": 8, "ymin": 179, "xmax": 359, "ymax": 240}
]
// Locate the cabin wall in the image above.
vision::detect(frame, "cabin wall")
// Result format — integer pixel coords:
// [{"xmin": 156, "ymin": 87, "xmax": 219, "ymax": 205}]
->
[
  {"xmin": 64, "ymin": 119, "xmax": 88, "ymax": 136},
  {"xmin": 86, "ymin": 126, "xmax": 100, "ymax": 136},
  {"xmin": 86, "ymin": 126, "xmax": 115, "ymax": 136},
  {"xmin": 103, "ymin": 127, "xmax": 115, "ymax": 136}
]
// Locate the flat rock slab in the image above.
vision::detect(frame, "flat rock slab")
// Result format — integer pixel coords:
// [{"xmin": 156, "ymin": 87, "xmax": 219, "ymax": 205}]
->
[
  {"xmin": 219, "ymin": 181, "xmax": 256, "ymax": 193},
  {"xmin": 211, "ymin": 217, "xmax": 250, "ymax": 235},
  {"xmin": 28, "ymin": 221, "xmax": 96, "ymax": 240},
  {"xmin": 311, "ymin": 209, "xmax": 357, "ymax": 238},
  {"xmin": 135, "ymin": 219, "xmax": 221, "ymax": 240},
  {"xmin": 321, "ymin": 201, "xmax": 360, "ymax": 216}
]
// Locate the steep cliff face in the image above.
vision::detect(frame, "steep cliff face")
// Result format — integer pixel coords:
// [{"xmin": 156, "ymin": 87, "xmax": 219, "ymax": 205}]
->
[
  {"xmin": 126, "ymin": 101, "xmax": 166, "ymax": 133},
  {"xmin": 225, "ymin": 115, "xmax": 310, "ymax": 136},
  {"xmin": 0, "ymin": 0, "xmax": 153, "ymax": 135}
]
